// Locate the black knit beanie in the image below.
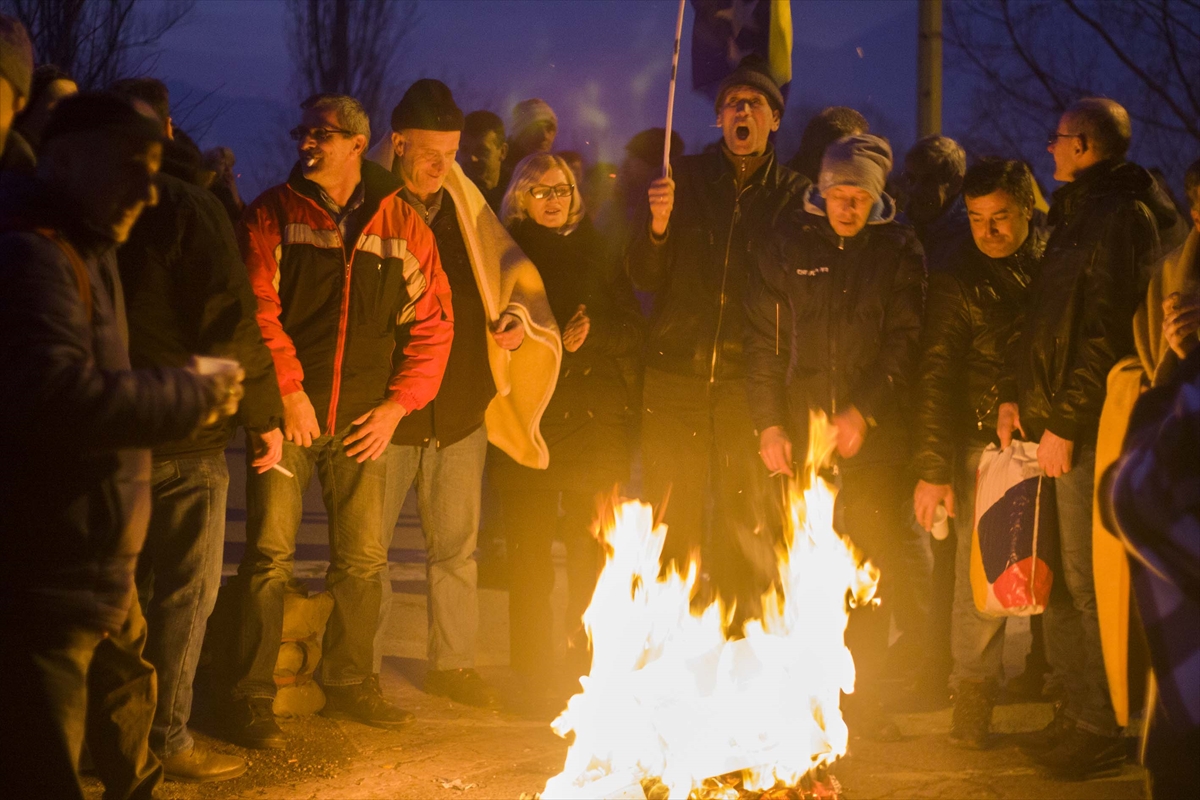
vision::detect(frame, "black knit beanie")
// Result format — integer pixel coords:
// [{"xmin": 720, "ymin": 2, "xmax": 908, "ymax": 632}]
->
[
  {"xmin": 390, "ymin": 79, "xmax": 464, "ymax": 133},
  {"xmin": 714, "ymin": 54, "xmax": 785, "ymax": 115},
  {"xmin": 41, "ymin": 92, "xmax": 167, "ymax": 146}
]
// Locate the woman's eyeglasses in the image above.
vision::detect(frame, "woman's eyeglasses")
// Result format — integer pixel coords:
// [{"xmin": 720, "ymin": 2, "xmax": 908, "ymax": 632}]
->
[
  {"xmin": 528, "ymin": 183, "xmax": 574, "ymax": 200},
  {"xmin": 289, "ymin": 126, "xmax": 354, "ymax": 143}
]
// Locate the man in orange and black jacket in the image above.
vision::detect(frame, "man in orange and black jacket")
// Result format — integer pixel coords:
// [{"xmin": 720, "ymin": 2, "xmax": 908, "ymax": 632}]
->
[{"xmin": 222, "ymin": 93, "xmax": 452, "ymax": 750}]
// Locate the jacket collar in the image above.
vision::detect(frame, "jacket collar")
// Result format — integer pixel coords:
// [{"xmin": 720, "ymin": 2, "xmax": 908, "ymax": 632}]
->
[
  {"xmin": 287, "ymin": 158, "xmax": 404, "ymax": 224},
  {"xmin": 802, "ymin": 183, "xmax": 897, "ymax": 225},
  {"xmin": 702, "ymin": 144, "xmax": 780, "ymax": 192}
]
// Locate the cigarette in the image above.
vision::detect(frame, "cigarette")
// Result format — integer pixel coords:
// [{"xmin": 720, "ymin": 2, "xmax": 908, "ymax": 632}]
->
[
  {"xmin": 272, "ymin": 463, "xmax": 295, "ymax": 478},
  {"xmin": 305, "ymin": 157, "xmax": 317, "ymax": 167},
  {"xmin": 768, "ymin": 469, "xmax": 792, "ymax": 478}
]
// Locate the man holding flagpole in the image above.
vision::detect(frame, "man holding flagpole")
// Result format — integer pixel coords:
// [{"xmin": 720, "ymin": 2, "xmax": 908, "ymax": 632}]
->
[{"xmin": 627, "ymin": 53, "xmax": 806, "ymax": 620}]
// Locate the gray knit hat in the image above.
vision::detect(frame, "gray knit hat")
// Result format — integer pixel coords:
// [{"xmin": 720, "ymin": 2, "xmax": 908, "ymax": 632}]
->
[
  {"xmin": 0, "ymin": 13, "xmax": 34, "ymax": 99},
  {"xmin": 818, "ymin": 134, "xmax": 893, "ymax": 202}
]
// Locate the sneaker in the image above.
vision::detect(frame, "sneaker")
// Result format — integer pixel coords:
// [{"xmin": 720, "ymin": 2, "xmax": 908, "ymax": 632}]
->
[
  {"xmin": 1015, "ymin": 702, "xmax": 1074, "ymax": 755},
  {"xmin": 161, "ymin": 744, "xmax": 247, "ymax": 783},
  {"xmin": 949, "ymin": 681, "xmax": 995, "ymax": 750},
  {"xmin": 322, "ymin": 674, "xmax": 415, "ymax": 729},
  {"xmin": 221, "ymin": 697, "xmax": 285, "ymax": 750},
  {"xmin": 425, "ymin": 668, "xmax": 500, "ymax": 709},
  {"xmin": 1032, "ymin": 727, "xmax": 1126, "ymax": 779}
]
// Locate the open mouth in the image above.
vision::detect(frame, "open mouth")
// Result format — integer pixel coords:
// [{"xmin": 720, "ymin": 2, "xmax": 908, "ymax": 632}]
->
[{"xmin": 735, "ymin": 125, "xmax": 750, "ymax": 141}]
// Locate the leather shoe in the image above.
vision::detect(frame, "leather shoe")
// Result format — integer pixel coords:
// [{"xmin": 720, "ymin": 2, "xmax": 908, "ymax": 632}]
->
[
  {"xmin": 162, "ymin": 744, "xmax": 247, "ymax": 783},
  {"xmin": 425, "ymin": 668, "xmax": 500, "ymax": 708},
  {"xmin": 221, "ymin": 697, "xmax": 286, "ymax": 750},
  {"xmin": 1032, "ymin": 727, "xmax": 1126, "ymax": 779},
  {"xmin": 1015, "ymin": 703, "xmax": 1074, "ymax": 755},
  {"xmin": 322, "ymin": 674, "xmax": 415, "ymax": 729}
]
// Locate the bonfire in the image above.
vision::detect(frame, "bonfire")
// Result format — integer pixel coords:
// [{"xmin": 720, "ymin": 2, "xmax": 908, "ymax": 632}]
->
[{"xmin": 538, "ymin": 414, "xmax": 880, "ymax": 800}]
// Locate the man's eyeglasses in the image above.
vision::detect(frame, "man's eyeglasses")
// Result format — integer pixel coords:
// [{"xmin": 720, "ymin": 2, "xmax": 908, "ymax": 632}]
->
[
  {"xmin": 528, "ymin": 183, "xmax": 574, "ymax": 200},
  {"xmin": 289, "ymin": 126, "xmax": 354, "ymax": 143},
  {"xmin": 1047, "ymin": 131, "xmax": 1086, "ymax": 147}
]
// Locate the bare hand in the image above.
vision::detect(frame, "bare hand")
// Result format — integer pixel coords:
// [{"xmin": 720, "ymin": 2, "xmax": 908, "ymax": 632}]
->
[
  {"xmin": 997, "ymin": 402, "xmax": 1024, "ymax": 449},
  {"xmin": 343, "ymin": 400, "xmax": 407, "ymax": 462},
  {"xmin": 249, "ymin": 428, "xmax": 284, "ymax": 474},
  {"xmin": 647, "ymin": 176, "xmax": 675, "ymax": 237},
  {"xmin": 562, "ymin": 304, "xmax": 591, "ymax": 353},
  {"xmin": 913, "ymin": 480, "xmax": 956, "ymax": 532},
  {"xmin": 192, "ymin": 366, "xmax": 245, "ymax": 427},
  {"xmin": 282, "ymin": 390, "xmax": 321, "ymax": 447},
  {"xmin": 1163, "ymin": 292, "xmax": 1200, "ymax": 359},
  {"xmin": 492, "ymin": 312, "xmax": 525, "ymax": 351},
  {"xmin": 1037, "ymin": 429, "xmax": 1074, "ymax": 477},
  {"xmin": 832, "ymin": 406, "xmax": 868, "ymax": 459},
  {"xmin": 759, "ymin": 425, "xmax": 793, "ymax": 477}
]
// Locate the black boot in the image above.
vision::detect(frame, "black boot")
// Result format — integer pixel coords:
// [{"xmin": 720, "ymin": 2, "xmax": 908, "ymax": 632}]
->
[
  {"xmin": 1033, "ymin": 727, "xmax": 1126, "ymax": 779},
  {"xmin": 1014, "ymin": 702, "xmax": 1074, "ymax": 755},
  {"xmin": 221, "ymin": 697, "xmax": 285, "ymax": 750},
  {"xmin": 425, "ymin": 668, "xmax": 500, "ymax": 709},
  {"xmin": 322, "ymin": 674, "xmax": 415, "ymax": 729},
  {"xmin": 949, "ymin": 681, "xmax": 995, "ymax": 750}
]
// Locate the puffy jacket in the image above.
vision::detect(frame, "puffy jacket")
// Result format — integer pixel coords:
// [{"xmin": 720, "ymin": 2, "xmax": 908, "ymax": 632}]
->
[
  {"xmin": 0, "ymin": 175, "xmax": 214, "ymax": 634},
  {"xmin": 913, "ymin": 230, "xmax": 1045, "ymax": 484},
  {"xmin": 746, "ymin": 187, "xmax": 926, "ymax": 466},
  {"xmin": 241, "ymin": 160, "xmax": 453, "ymax": 434},
  {"xmin": 120, "ymin": 167, "xmax": 283, "ymax": 460},
  {"xmin": 626, "ymin": 147, "xmax": 808, "ymax": 383},
  {"xmin": 1000, "ymin": 160, "xmax": 1181, "ymax": 443}
]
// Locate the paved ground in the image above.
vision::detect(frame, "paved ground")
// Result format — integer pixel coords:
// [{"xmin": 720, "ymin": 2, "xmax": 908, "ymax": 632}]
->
[{"xmin": 80, "ymin": 444, "xmax": 1146, "ymax": 799}]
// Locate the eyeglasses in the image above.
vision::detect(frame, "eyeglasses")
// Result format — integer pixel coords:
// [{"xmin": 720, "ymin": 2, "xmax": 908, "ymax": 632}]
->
[
  {"xmin": 1047, "ymin": 131, "xmax": 1085, "ymax": 147},
  {"xmin": 528, "ymin": 183, "xmax": 574, "ymax": 200},
  {"xmin": 289, "ymin": 125, "xmax": 355, "ymax": 143},
  {"xmin": 722, "ymin": 95, "xmax": 767, "ymax": 111}
]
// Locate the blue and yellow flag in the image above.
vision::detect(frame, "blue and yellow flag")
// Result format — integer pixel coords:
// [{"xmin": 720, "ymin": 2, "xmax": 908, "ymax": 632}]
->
[{"xmin": 691, "ymin": 0, "xmax": 793, "ymax": 97}]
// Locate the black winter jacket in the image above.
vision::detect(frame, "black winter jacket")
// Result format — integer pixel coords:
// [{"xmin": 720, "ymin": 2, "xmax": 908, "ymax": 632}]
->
[
  {"xmin": 119, "ymin": 166, "xmax": 283, "ymax": 460},
  {"xmin": 626, "ymin": 147, "xmax": 808, "ymax": 383},
  {"xmin": 1000, "ymin": 160, "xmax": 1181, "ymax": 443},
  {"xmin": 493, "ymin": 217, "xmax": 644, "ymax": 490},
  {"xmin": 914, "ymin": 230, "xmax": 1045, "ymax": 484},
  {"xmin": 0, "ymin": 175, "xmax": 214, "ymax": 634},
  {"xmin": 746, "ymin": 188, "xmax": 927, "ymax": 466}
]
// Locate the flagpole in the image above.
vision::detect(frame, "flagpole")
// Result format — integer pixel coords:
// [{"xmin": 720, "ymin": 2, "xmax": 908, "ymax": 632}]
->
[{"xmin": 662, "ymin": 0, "xmax": 686, "ymax": 178}]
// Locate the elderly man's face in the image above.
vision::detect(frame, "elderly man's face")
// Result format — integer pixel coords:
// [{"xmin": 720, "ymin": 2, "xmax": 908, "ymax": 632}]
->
[
  {"xmin": 458, "ymin": 129, "xmax": 506, "ymax": 190},
  {"xmin": 717, "ymin": 87, "xmax": 779, "ymax": 157},
  {"xmin": 512, "ymin": 119, "xmax": 556, "ymax": 155},
  {"xmin": 393, "ymin": 128, "xmax": 460, "ymax": 201},
  {"xmin": 824, "ymin": 185, "xmax": 874, "ymax": 238},
  {"xmin": 51, "ymin": 131, "xmax": 161, "ymax": 243},
  {"xmin": 966, "ymin": 189, "xmax": 1032, "ymax": 259},
  {"xmin": 294, "ymin": 106, "xmax": 365, "ymax": 187},
  {"xmin": 1047, "ymin": 112, "xmax": 1088, "ymax": 183}
]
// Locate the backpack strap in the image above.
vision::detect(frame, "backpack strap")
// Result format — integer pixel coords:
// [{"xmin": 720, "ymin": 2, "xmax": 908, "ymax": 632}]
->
[{"xmin": 32, "ymin": 227, "xmax": 93, "ymax": 323}]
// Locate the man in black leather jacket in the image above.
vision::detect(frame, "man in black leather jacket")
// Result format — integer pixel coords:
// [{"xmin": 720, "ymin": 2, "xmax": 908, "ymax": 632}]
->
[
  {"xmin": 913, "ymin": 158, "xmax": 1045, "ymax": 749},
  {"xmin": 747, "ymin": 134, "xmax": 926, "ymax": 741},
  {"xmin": 998, "ymin": 98, "xmax": 1182, "ymax": 779},
  {"xmin": 628, "ymin": 55, "xmax": 807, "ymax": 591}
]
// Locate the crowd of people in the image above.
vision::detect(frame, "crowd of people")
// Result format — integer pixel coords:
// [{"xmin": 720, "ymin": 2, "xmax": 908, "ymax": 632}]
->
[{"xmin": 2, "ymin": 12, "xmax": 1198, "ymax": 799}]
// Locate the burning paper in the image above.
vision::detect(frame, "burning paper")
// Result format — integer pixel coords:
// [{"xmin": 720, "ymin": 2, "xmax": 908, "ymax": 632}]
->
[{"xmin": 541, "ymin": 414, "xmax": 879, "ymax": 800}]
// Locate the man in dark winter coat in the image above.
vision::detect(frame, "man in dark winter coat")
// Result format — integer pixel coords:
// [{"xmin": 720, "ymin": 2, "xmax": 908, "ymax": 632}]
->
[
  {"xmin": 900, "ymin": 134, "xmax": 971, "ymax": 275},
  {"xmin": 227, "ymin": 93, "xmax": 453, "ymax": 748},
  {"xmin": 748, "ymin": 133, "xmax": 926, "ymax": 741},
  {"xmin": 785, "ymin": 105, "xmax": 868, "ymax": 186},
  {"xmin": 629, "ymin": 55, "xmax": 808, "ymax": 588},
  {"xmin": 998, "ymin": 97, "xmax": 1182, "ymax": 779},
  {"xmin": 112, "ymin": 78, "xmax": 283, "ymax": 782},
  {"xmin": 913, "ymin": 158, "xmax": 1045, "ymax": 749},
  {"xmin": 0, "ymin": 92, "xmax": 241, "ymax": 800},
  {"xmin": 458, "ymin": 109, "xmax": 507, "ymax": 211}
]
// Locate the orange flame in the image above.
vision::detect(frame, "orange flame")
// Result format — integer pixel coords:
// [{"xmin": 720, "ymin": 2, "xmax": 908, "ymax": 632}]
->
[{"xmin": 540, "ymin": 413, "xmax": 880, "ymax": 799}]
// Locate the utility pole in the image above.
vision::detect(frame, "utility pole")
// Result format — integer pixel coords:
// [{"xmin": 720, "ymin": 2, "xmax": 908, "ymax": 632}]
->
[{"xmin": 917, "ymin": 0, "xmax": 943, "ymax": 137}]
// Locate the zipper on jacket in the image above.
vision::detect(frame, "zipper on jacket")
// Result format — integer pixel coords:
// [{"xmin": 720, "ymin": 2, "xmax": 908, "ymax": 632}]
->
[
  {"xmin": 708, "ymin": 181, "xmax": 751, "ymax": 386},
  {"xmin": 325, "ymin": 224, "xmax": 355, "ymax": 436}
]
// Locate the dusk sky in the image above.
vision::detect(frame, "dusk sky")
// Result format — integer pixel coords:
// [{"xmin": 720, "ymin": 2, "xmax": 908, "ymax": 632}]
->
[{"xmin": 153, "ymin": 0, "xmax": 941, "ymax": 197}]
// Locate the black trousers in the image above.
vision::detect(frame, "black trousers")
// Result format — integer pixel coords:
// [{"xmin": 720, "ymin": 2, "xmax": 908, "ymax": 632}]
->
[
  {"xmin": 640, "ymin": 368, "xmax": 781, "ymax": 626},
  {"xmin": 0, "ymin": 596, "xmax": 162, "ymax": 800}
]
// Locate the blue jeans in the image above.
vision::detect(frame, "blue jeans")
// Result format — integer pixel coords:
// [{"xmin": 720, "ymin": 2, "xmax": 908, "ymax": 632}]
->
[
  {"xmin": 231, "ymin": 431, "xmax": 389, "ymax": 699},
  {"xmin": 136, "ymin": 455, "xmax": 228, "ymax": 759},
  {"xmin": 378, "ymin": 425, "xmax": 488, "ymax": 672},
  {"xmin": 949, "ymin": 444, "xmax": 1009, "ymax": 689},
  {"xmin": 1042, "ymin": 444, "xmax": 1118, "ymax": 735}
]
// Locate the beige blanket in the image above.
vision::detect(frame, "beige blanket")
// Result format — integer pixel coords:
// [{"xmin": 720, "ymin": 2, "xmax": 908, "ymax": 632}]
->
[{"xmin": 368, "ymin": 140, "xmax": 561, "ymax": 468}]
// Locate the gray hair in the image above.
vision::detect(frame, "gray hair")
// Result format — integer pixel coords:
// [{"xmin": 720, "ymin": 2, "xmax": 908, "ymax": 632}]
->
[{"xmin": 301, "ymin": 93, "xmax": 370, "ymax": 141}]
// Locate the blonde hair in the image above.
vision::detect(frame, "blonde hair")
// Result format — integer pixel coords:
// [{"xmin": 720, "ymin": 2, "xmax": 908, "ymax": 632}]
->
[{"xmin": 500, "ymin": 152, "xmax": 585, "ymax": 233}]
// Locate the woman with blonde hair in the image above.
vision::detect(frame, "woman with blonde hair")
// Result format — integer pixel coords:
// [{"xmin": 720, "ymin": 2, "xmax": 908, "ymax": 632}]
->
[{"xmin": 494, "ymin": 153, "xmax": 643, "ymax": 709}]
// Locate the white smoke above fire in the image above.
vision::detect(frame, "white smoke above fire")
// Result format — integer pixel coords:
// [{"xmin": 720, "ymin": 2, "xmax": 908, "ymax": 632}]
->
[{"xmin": 539, "ymin": 414, "xmax": 880, "ymax": 800}]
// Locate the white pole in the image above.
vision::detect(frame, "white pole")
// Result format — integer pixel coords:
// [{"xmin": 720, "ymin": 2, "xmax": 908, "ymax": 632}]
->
[{"xmin": 662, "ymin": 0, "xmax": 686, "ymax": 178}]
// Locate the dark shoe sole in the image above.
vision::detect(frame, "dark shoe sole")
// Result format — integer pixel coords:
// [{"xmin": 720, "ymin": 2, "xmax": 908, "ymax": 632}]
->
[
  {"xmin": 320, "ymin": 707, "xmax": 415, "ymax": 729},
  {"xmin": 424, "ymin": 684, "xmax": 501, "ymax": 709},
  {"xmin": 220, "ymin": 732, "xmax": 286, "ymax": 751},
  {"xmin": 1041, "ymin": 759, "xmax": 1126, "ymax": 782},
  {"xmin": 164, "ymin": 763, "xmax": 249, "ymax": 783}
]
